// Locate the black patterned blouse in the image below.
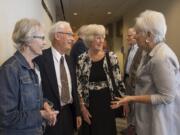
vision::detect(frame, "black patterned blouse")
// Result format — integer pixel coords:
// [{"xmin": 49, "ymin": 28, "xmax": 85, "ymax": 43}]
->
[{"xmin": 76, "ymin": 51, "xmax": 125, "ymax": 105}]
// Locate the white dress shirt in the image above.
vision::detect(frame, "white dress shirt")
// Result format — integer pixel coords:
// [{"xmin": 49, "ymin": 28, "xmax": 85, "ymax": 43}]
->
[{"xmin": 51, "ymin": 47, "xmax": 73, "ymax": 106}]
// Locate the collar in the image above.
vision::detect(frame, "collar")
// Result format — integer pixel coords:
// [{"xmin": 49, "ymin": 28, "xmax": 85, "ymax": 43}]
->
[
  {"xmin": 14, "ymin": 51, "xmax": 32, "ymax": 69},
  {"xmin": 149, "ymin": 42, "xmax": 164, "ymax": 57},
  {"xmin": 51, "ymin": 46, "xmax": 65, "ymax": 62}
]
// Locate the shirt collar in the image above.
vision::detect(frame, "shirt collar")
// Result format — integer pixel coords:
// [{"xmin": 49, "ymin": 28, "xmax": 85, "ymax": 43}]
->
[
  {"xmin": 51, "ymin": 46, "xmax": 65, "ymax": 62},
  {"xmin": 130, "ymin": 43, "xmax": 138, "ymax": 50}
]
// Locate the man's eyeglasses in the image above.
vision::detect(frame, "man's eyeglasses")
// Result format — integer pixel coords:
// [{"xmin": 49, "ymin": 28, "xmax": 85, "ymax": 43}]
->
[
  {"xmin": 57, "ymin": 32, "xmax": 74, "ymax": 37},
  {"xmin": 33, "ymin": 36, "xmax": 45, "ymax": 40}
]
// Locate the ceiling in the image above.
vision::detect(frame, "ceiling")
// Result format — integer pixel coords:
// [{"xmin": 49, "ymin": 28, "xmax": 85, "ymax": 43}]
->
[{"xmin": 54, "ymin": 0, "xmax": 140, "ymax": 30}]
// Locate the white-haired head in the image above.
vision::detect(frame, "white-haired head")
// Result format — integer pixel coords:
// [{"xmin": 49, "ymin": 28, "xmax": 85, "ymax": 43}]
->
[
  {"xmin": 48, "ymin": 21, "xmax": 71, "ymax": 42},
  {"xmin": 83, "ymin": 24, "xmax": 106, "ymax": 48},
  {"xmin": 12, "ymin": 18, "xmax": 42, "ymax": 50},
  {"xmin": 135, "ymin": 10, "xmax": 167, "ymax": 43},
  {"xmin": 77, "ymin": 25, "xmax": 88, "ymax": 39}
]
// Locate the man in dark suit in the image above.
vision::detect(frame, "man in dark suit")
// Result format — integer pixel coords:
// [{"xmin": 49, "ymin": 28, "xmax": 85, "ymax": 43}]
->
[
  {"xmin": 70, "ymin": 25, "xmax": 87, "ymax": 67},
  {"xmin": 122, "ymin": 27, "xmax": 142, "ymax": 135},
  {"xmin": 35, "ymin": 21, "xmax": 81, "ymax": 135}
]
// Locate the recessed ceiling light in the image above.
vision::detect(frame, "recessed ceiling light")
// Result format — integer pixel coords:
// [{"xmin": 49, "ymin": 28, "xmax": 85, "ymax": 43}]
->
[
  {"xmin": 73, "ymin": 12, "xmax": 78, "ymax": 16},
  {"xmin": 107, "ymin": 11, "xmax": 112, "ymax": 15}
]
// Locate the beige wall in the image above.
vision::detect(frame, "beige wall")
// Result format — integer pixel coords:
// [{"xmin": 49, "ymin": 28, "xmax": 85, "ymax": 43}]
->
[
  {"xmin": 0, "ymin": 0, "xmax": 56, "ymax": 65},
  {"xmin": 123, "ymin": 0, "xmax": 180, "ymax": 60}
]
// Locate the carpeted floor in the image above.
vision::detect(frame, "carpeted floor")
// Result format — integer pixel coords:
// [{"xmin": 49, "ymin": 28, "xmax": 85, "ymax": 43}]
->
[{"xmin": 116, "ymin": 118, "xmax": 127, "ymax": 135}]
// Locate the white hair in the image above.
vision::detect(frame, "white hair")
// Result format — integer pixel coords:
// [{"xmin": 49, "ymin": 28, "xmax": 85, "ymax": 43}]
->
[
  {"xmin": 83, "ymin": 24, "xmax": 106, "ymax": 48},
  {"xmin": 49, "ymin": 21, "xmax": 71, "ymax": 42},
  {"xmin": 12, "ymin": 18, "xmax": 42, "ymax": 50},
  {"xmin": 77, "ymin": 25, "xmax": 88, "ymax": 39},
  {"xmin": 135, "ymin": 10, "xmax": 167, "ymax": 43}
]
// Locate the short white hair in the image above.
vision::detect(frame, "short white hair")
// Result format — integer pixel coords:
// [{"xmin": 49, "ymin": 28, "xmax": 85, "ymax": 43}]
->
[
  {"xmin": 135, "ymin": 10, "xmax": 167, "ymax": 43},
  {"xmin": 49, "ymin": 21, "xmax": 71, "ymax": 42},
  {"xmin": 83, "ymin": 24, "xmax": 106, "ymax": 48},
  {"xmin": 12, "ymin": 18, "xmax": 42, "ymax": 50},
  {"xmin": 77, "ymin": 25, "xmax": 88, "ymax": 39}
]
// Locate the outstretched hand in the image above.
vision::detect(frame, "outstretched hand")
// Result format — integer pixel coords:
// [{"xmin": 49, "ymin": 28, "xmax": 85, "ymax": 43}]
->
[{"xmin": 111, "ymin": 96, "xmax": 130, "ymax": 109}]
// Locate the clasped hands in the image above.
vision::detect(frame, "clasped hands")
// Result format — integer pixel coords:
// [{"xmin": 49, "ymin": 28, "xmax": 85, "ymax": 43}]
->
[{"xmin": 40, "ymin": 102, "xmax": 59, "ymax": 126}]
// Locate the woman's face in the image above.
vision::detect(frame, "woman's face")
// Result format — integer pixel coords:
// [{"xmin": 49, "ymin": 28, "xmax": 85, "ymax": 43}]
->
[
  {"xmin": 90, "ymin": 35, "xmax": 105, "ymax": 51},
  {"xmin": 135, "ymin": 30, "xmax": 147, "ymax": 50},
  {"xmin": 28, "ymin": 27, "xmax": 46, "ymax": 57}
]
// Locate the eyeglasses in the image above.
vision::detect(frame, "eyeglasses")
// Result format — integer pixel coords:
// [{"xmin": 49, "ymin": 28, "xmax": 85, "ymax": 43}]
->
[
  {"xmin": 57, "ymin": 32, "xmax": 74, "ymax": 37},
  {"xmin": 33, "ymin": 36, "xmax": 45, "ymax": 40}
]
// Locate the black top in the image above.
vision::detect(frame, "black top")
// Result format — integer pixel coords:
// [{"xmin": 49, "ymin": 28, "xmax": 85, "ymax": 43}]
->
[{"xmin": 89, "ymin": 57, "xmax": 107, "ymax": 82}]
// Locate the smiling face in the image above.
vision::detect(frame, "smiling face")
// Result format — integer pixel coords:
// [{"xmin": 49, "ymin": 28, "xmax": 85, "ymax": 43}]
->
[
  {"xmin": 54, "ymin": 25, "xmax": 74, "ymax": 54},
  {"xmin": 127, "ymin": 28, "xmax": 136, "ymax": 46},
  {"xmin": 90, "ymin": 35, "xmax": 105, "ymax": 52},
  {"xmin": 135, "ymin": 30, "xmax": 147, "ymax": 49}
]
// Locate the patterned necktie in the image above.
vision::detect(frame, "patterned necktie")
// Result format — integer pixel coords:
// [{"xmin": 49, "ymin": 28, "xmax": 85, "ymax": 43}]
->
[{"xmin": 60, "ymin": 56, "xmax": 70, "ymax": 103}]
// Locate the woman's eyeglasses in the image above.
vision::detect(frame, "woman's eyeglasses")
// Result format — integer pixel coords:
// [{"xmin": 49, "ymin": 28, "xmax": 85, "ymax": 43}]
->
[{"xmin": 33, "ymin": 36, "xmax": 45, "ymax": 40}]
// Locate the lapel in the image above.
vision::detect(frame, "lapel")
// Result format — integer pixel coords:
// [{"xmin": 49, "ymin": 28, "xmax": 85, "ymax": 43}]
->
[
  {"xmin": 129, "ymin": 48, "xmax": 143, "ymax": 73},
  {"xmin": 65, "ymin": 55, "xmax": 72, "ymax": 78},
  {"xmin": 124, "ymin": 47, "xmax": 132, "ymax": 73},
  {"xmin": 65, "ymin": 55, "xmax": 74, "ymax": 95},
  {"xmin": 44, "ymin": 48, "xmax": 60, "ymax": 100}
]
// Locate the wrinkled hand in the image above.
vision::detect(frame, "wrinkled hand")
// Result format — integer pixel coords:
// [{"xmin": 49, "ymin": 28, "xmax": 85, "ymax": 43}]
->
[
  {"xmin": 81, "ymin": 105, "xmax": 92, "ymax": 125},
  {"xmin": 111, "ymin": 96, "xmax": 130, "ymax": 109},
  {"xmin": 76, "ymin": 116, "xmax": 82, "ymax": 129},
  {"xmin": 41, "ymin": 102, "xmax": 59, "ymax": 126},
  {"xmin": 40, "ymin": 110, "xmax": 59, "ymax": 126}
]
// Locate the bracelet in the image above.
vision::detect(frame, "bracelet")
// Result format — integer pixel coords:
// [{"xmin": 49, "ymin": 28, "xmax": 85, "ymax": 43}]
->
[{"xmin": 80, "ymin": 102, "xmax": 85, "ymax": 105}]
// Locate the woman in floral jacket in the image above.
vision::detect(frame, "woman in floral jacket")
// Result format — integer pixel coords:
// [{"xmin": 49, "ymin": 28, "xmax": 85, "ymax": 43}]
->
[{"xmin": 76, "ymin": 24, "xmax": 125, "ymax": 135}]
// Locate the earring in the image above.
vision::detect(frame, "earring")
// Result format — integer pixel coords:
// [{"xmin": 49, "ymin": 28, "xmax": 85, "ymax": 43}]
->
[{"xmin": 145, "ymin": 39, "xmax": 149, "ymax": 43}]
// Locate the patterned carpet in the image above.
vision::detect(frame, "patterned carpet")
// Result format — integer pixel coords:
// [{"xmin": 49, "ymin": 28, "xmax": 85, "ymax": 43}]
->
[{"xmin": 116, "ymin": 118, "xmax": 127, "ymax": 135}]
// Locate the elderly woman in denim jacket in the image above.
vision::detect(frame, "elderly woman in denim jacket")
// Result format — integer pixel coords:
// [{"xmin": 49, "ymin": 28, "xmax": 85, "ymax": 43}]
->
[
  {"xmin": 111, "ymin": 10, "xmax": 180, "ymax": 135},
  {"xmin": 76, "ymin": 24, "xmax": 125, "ymax": 135},
  {"xmin": 0, "ymin": 18, "xmax": 58, "ymax": 135}
]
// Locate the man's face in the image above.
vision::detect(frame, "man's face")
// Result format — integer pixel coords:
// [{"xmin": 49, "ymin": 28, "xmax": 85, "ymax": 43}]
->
[
  {"xmin": 127, "ymin": 29, "xmax": 136, "ymax": 46},
  {"xmin": 56, "ymin": 26, "xmax": 74, "ymax": 53}
]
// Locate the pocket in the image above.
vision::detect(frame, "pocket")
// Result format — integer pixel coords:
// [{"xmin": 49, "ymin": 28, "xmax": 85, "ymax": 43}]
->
[
  {"xmin": 20, "ymin": 75, "xmax": 40, "ymax": 110},
  {"xmin": 20, "ymin": 75, "xmax": 33, "ymax": 84}
]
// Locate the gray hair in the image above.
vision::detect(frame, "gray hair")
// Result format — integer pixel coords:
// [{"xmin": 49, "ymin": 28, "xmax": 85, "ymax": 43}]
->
[
  {"xmin": 48, "ymin": 21, "xmax": 71, "ymax": 42},
  {"xmin": 135, "ymin": 10, "xmax": 167, "ymax": 43},
  {"xmin": 77, "ymin": 25, "xmax": 87, "ymax": 39},
  {"xmin": 12, "ymin": 18, "xmax": 42, "ymax": 50},
  {"xmin": 83, "ymin": 24, "xmax": 106, "ymax": 48}
]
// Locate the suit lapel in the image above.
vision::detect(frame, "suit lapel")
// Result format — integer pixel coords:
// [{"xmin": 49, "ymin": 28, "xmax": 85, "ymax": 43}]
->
[
  {"xmin": 124, "ymin": 47, "xmax": 132, "ymax": 73},
  {"xmin": 44, "ymin": 48, "xmax": 60, "ymax": 100},
  {"xmin": 65, "ymin": 55, "xmax": 74, "ymax": 95}
]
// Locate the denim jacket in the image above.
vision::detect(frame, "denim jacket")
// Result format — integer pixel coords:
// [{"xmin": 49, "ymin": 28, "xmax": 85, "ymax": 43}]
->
[{"xmin": 0, "ymin": 51, "xmax": 43, "ymax": 135}]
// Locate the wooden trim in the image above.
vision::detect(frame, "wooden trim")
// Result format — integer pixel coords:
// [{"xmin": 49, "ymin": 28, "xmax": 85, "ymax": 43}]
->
[{"xmin": 41, "ymin": 0, "xmax": 53, "ymax": 22}]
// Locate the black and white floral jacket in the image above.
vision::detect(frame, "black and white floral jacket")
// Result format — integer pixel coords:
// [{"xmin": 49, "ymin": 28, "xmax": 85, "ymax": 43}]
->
[{"xmin": 76, "ymin": 51, "xmax": 125, "ymax": 105}]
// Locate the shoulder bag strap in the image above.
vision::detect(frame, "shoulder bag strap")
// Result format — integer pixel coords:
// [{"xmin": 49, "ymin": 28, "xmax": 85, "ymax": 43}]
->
[{"xmin": 106, "ymin": 52, "xmax": 121, "ymax": 98}]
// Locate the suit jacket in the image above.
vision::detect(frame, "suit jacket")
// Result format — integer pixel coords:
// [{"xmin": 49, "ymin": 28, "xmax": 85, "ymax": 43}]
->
[
  {"xmin": 70, "ymin": 38, "xmax": 87, "ymax": 67},
  {"xmin": 126, "ymin": 48, "xmax": 143, "ymax": 94},
  {"xmin": 34, "ymin": 48, "xmax": 80, "ymax": 134}
]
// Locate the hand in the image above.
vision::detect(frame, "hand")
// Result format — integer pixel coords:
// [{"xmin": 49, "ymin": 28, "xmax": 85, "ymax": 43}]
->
[
  {"xmin": 40, "ymin": 109, "xmax": 59, "ymax": 126},
  {"xmin": 111, "ymin": 96, "xmax": 130, "ymax": 109},
  {"xmin": 76, "ymin": 116, "xmax": 82, "ymax": 129},
  {"xmin": 81, "ymin": 105, "xmax": 92, "ymax": 125}
]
